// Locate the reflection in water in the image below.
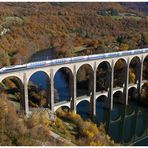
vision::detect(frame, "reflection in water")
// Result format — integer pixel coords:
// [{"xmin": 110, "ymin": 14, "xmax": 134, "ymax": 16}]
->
[
  {"xmin": 77, "ymin": 101, "xmax": 148, "ymax": 145},
  {"xmin": 136, "ymin": 112, "xmax": 145, "ymax": 137},
  {"xmin": 31, "ymin": 70, "xmax": 148, "ymax": 145}
]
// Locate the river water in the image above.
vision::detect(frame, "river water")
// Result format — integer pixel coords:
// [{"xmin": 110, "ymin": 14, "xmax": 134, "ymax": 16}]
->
[
  {"xmin": 29, "ymin": 50, "xmax": 148, "ymax": 146},
  {"xmin": 77, "ymin": 100, "xmax": 148, "ymax": 145}
]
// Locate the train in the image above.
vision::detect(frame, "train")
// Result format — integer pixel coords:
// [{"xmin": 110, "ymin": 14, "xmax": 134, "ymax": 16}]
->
[{"xmin": 0, "ymin": 48, "xmax": 148, "ymax": 74}]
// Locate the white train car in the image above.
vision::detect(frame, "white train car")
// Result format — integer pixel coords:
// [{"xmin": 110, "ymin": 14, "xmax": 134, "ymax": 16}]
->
[
  {"xmin": 0, "ymin": 64, "xmax": 27, "ymax": 73},
  {"xmin": 27, "ymin": 61, "xmax": 46, "ymax": 68},
  {"xmin": 0, "ymin": 48, "xmax": 148, "ymax": 73},
  {"xmin": 71, "ymin": 55, "xmax": 88, "ymax": 63},
  {"xmin": 45, "ymin": 60, "xmax": 52, "ymax": 66}
]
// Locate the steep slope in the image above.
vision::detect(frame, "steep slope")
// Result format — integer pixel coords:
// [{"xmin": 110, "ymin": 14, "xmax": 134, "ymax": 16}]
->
[{"xmin": 0, "ymin": 2, "xmax": 148, "ymax": 67}]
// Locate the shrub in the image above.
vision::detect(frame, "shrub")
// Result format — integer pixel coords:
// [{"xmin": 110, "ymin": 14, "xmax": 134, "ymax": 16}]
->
[
  {"xmin": 66, "ymin": 111, "xmax": 81, "ymax": 124},
  {"xmin": 0, "ymin": 93, "xmax": 59, "ymax": 146},
  {"xmin": 54, "ymin": 118, "xmax": 66, "ymax": 131},
  {"xmin": 56, "ymin": 108, "xmax": 66, "ymax": 118},
  {"xmin": 78, "ymin": 120, "xmax": 98, "ymax": 139},
  {"xmin": 56, "ymin": 109, "xmax": 116, "ymax": 146}
]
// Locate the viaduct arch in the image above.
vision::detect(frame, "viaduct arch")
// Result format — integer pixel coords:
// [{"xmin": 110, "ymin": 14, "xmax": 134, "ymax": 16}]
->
[{"xmin": 0, "ymin": 49, "xmax": 148, "ymax": 116}]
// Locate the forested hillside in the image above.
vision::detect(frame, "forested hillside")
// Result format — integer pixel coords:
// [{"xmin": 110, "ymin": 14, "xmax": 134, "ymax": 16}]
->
[{"xmin": 0, "ymin": 2, "xmax": 148, "ymax": 66}]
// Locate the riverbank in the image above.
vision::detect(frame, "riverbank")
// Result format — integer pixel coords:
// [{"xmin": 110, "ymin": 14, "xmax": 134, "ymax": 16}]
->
[
  {"xmin": 54, "ymin": 108, "xmax": 116, "ymax": 146},
  {"xmin": 0, "ymin": 92, "xmax": 116, "ymax": 146}
]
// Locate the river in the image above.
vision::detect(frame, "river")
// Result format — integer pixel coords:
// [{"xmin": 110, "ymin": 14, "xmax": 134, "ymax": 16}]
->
[{"xmin": 29, "ymin": 50, "xmax": 148, "ymax": 146}]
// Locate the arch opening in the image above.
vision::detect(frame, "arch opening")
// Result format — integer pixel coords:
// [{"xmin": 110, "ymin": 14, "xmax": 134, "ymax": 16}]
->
[
  {"xmin": 128, "ymin": 87, "xmax": 138, "ymax": 102},
  {"xmin": 96, "ymin": 61, "xmax": 111, "ymax": 92},
  {"xmin": 76, "ymin": 100, "xmax": 90, "ymax": 119},
  {"xmin": 55, "ymin": 106, "xmax": 70, "ymax": 115},
  {"xmin": 114, "ymin": 59, "xmax": 126, "ymax": 88},
  {"xmin": 111, "ymin": 91, "xmax": 124, "ymax": 122},
  {"xmin": 77, "ymin": 64, "xmax": 93, "ymax": 97},
  {"xmin": 129, "ymin": 56, "xmax": 141, "ymax": 84},
  {"xmin": 113, "ymin": 91, "xmax": 124, "ymax": 105},
  {"xmin": 96, "ymin": 95, "xmax": 109, "ymax": 109},
  {"xmin": 0, "ymin": 76, "xmax": 24, "ymax": 111},
  {"xmin": 54, "ymin": 67, "xmax": 73, "ymax": 103},
  {"xmin": 28, "ymin": 71, "xmax": 50, "ymax": 110},
  {"xmin": 143, "ymin": 55, "xmax": 148, "ymax": 81},
  {"xmin": 140, "ymin": 83, "xmax": 148, "ymax": 106}
]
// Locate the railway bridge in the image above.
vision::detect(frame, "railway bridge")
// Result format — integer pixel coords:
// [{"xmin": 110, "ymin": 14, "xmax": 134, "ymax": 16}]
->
[{"xmin": 0, "ymin": 48, "xmax": 148, "ymax": 116}]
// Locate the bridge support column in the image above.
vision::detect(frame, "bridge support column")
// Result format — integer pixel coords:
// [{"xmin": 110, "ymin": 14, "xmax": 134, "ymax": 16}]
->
[
  {"xmin": 124, "ymin": 58, "xmax": 129, "ymax": 105},
  {"xmin": 47, "ymin": 76, "xmax": 51, "ymax": 108},
  {"xmin": 23, "ymin": 73, "xmax": 29, "ymax": 115},
  {"xmin": 108, "ymin": 60, "xmax": 114, "ymax": 110},
  {"xmin": 71, "ymin": 65, "xmax": 76, "ymax": 113},
  {"xmin": 90, "ymin": 62, "xmax": 96, "ymax": 116},
  {"xmin": 20, "ymin": 84, "xmax": 25, "ymax": 113},
  {"xmin": 137, "ymin": 56, "xmax": 144, "ymax": 98},
  {"xmin": 50, "ymin": 69, "xmax": 54, "ymax": 112}
]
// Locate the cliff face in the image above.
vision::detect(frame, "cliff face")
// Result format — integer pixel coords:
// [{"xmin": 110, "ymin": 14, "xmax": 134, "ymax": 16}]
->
[{"xmin": 0, "ymin": 2, "xmax": 148, "ymax": 66}]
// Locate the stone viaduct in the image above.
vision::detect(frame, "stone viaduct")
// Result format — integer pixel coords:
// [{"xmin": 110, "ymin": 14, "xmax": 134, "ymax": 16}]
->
[{"xmin": 0, "ymin": 48, "xmax": 148, "ymax": 116}]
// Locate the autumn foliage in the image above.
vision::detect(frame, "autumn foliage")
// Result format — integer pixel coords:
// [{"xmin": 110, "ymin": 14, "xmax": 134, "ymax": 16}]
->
[
  {"xmin": 56, "ymin": 108, "xmax": 116, "ymax": 146},
  {"xmin": 0, "ymin": 93, "xmax": 58, "ymax": 146},
  {"xmin": 0, "ymin": 3, "xmax": 148, "ymax": 67}
]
